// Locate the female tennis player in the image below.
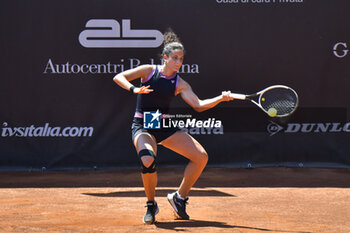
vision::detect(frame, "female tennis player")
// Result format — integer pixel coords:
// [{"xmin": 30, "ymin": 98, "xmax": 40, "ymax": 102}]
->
[{"xmin": 113, "ymin": 30, "xmax": 234, "ymax": 224}]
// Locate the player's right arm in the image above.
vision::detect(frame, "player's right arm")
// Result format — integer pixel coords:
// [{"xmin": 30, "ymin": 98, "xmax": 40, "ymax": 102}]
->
[
  {"xmin": 176, "ymin": 78, "xmax": 233, "ymax": 112},
  {"xmin": 113, "ymin": 65, "xmax": 154, "ymax": 94}
]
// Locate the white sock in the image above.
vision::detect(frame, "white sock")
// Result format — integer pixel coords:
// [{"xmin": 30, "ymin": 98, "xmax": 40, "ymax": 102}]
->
[{"xmin": 176, "ymin": 191, "xmax": 185, "ymax": 200}]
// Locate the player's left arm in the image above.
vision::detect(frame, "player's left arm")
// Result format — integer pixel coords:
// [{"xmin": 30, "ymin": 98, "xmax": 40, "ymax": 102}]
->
[{"xmin": 176, "ymin": 77, "xmax": 234, "ymax": 112}]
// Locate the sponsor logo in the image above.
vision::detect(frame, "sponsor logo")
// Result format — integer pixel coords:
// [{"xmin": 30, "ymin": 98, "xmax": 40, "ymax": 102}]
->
[
  {"xmin": 142, "ymin": 110, "xmax": 223, "ymax": 134},
  {"xmin": 216, "ymin": 0, "xmax": 304, "ymax": 4},
  {"xmin": 333, "ymin": 42, "xmax": 349, "ymax": 58},
  {"xmin": 267, "ymin": 122, "xmax": 284, "ymax": 136},
  {"xmin": 43, "ymin": 19, "xmax": 199, "ymax": 76},
  {"xmin": 143, "ymin": 110, "xmax": 161, "ymax": 129},
  {"xmin": 267, "ymin": 121, "xmax": 350, "ymax": 136},
  {"xmin": 79, "ymin": 19, "xmax": 163, "ymax": 48},
  {"xmin": 162, "ymin": 117, "xmax": 222, "ymax": 129},
  {"xmin": 1, "ymin": 122, "xmax": 94, "ymax": 137},
  {"xmin": 43, "ymin": 58, "xmax": 199, "ymax": 75}
]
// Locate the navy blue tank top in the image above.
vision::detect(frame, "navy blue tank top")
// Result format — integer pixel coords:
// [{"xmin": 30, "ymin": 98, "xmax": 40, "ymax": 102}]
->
[{"xmin": 135, "ymin": 66, "xmax": 178, "ymax": 115}]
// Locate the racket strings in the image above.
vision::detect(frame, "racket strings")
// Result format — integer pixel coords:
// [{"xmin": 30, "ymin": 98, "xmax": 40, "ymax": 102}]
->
[
  {"xmin": 260, "ymin": 89, "xmax": 298, "ymax": 115},
  {"xmin": 266, "ymin": 99, "xmax": 296, "ymax": 114}
]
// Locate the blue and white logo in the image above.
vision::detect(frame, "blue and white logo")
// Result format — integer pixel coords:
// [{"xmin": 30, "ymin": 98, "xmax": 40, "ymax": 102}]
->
[{"xmin": 143, "ymin": 110, "xmax": 162, "ymax": 129}]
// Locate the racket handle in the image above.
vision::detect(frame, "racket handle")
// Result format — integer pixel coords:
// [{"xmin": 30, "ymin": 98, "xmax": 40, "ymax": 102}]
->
[{"xmin": 229, "ymin": 93, "xmax": 246, "ymax": 100}]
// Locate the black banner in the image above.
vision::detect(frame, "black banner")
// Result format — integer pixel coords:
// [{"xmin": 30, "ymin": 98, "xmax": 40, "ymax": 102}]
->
[{"xmin": 1, "ymin": 0, "xmax": 350, "ymax": 170}]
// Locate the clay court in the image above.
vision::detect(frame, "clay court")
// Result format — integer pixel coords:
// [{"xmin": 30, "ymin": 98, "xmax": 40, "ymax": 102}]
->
[{"xmin": 0, "ymin": 167, "xmax": 349, "ymax": 233}]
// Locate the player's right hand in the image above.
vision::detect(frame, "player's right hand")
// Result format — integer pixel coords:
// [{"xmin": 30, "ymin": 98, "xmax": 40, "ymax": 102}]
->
[{"xmin": 221, "ymin": 91, "xmax": 234, "ymax": 101}]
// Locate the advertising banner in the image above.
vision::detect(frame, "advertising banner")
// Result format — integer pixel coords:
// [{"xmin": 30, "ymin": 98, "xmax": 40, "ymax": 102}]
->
[{"xmin": 1, "ymin": 0, "xmax": 349, "ymax": 170}]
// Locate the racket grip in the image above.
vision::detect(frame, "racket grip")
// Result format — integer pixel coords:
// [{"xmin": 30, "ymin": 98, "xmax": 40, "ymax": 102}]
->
[{"xmin": 229, "ymin": 93, "xmax": 246, "ymax": 100}]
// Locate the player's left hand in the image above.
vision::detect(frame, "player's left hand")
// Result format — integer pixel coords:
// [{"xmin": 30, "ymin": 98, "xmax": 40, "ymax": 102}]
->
[{"xmin": 134, "ymin": 85, "xmax": 154, "ymax": 94}]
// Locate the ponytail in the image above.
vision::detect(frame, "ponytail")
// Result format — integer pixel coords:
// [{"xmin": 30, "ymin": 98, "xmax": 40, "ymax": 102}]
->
[{"xmin": 161, "ymin": 29, "xmax": 185, "ymax": 57}]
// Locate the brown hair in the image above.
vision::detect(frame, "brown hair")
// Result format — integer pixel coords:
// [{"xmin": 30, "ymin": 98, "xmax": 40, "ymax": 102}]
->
[{"xmin": 161, "ymin": 29, "xmax": 185, "ymax": 57}]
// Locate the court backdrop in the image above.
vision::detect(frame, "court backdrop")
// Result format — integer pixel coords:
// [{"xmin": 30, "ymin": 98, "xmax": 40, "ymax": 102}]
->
[{"xmin": 0, "ymin": 0, "xmax": 349, "ymax": 170}]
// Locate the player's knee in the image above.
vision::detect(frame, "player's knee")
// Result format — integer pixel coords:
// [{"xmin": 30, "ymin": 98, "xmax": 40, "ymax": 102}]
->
[
  {"xmin": 138, "ymin": 149, "xmax": 157, "ymax": 174},
  {"xmin": 141, "ymin": 156, "xmax": 154, "ymax": 168},
  {"xmin": 201, "ymin": 151, "xmax": 209, "ymax": 166},
  {"xmin": 192, "ymin": 150, "xmax": 208, "ymax": 167}
]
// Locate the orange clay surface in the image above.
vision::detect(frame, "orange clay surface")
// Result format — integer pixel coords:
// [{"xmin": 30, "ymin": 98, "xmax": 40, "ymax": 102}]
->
[{"xmin": 0, "ymin": 167, "xmax": 349, "ymax": 233}]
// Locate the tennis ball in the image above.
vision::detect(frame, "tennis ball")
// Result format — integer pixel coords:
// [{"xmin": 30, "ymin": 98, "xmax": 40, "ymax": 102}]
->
[{"xmin": 267, "ymin": 108, "xmax": 277, "ymax": 117}]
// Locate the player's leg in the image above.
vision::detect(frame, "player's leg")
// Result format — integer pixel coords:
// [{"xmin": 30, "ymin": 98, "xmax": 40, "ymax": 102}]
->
[
  {"xmin": 160, "ymin": 130, "xmax": 208, "ymax": 219},
  {"xmin": 133, "ymin": 133, "xmax": 159, "ymax": 224},
  {"xmin": 161, "ymin": 130, "xmax": 208, "ymax": 197}
]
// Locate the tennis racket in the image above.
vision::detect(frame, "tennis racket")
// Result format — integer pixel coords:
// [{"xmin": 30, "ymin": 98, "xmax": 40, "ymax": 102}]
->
[{"xmin": 229, "ymin": 85, "xmax": 299, "ymax": 117}]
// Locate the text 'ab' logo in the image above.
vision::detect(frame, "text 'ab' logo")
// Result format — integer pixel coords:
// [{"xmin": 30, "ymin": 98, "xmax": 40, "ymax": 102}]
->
[
  {"xmin": 143, "ymin": 110, "xmax": 162, "ymax": 129},
  {"xmin": 79, "ymin": 19, "xmax": 163, "ymax": 48}
]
